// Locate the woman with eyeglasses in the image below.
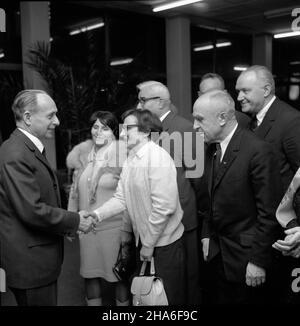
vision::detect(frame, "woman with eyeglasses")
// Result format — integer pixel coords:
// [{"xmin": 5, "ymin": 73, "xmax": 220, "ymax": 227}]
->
[
  {"xmin": 90, "ymin": 109, "xmax": 186, "ymax": 305},
  {"xmin": 67, "ymin": 110, "xmax": 129, "ymax": 306}
]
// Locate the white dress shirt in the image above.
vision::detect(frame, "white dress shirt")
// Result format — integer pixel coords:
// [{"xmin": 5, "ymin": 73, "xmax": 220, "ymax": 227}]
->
[
  {"xmin": 18, "ymin": 128, "xmax": 44, "ymax": 153},
  {"xmin": 160, "ymin": 110, "xmax": 171, "ymax": 122},
  {"xmin": 256, "ymin": 95, "xmax": 276, "ymax": 127},
  {"xmin": 219, "ymin": 123, "xmax": 238, "ymax": 161}
]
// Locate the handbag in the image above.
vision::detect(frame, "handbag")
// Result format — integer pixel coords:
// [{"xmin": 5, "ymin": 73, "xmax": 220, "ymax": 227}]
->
[
  {"xmin": 113, "ymin": 241, "xmax": 136, "ymax": 281},
  {"xmin": 131, "ymin": 258, "xmax": 168, "ymax": 306}
]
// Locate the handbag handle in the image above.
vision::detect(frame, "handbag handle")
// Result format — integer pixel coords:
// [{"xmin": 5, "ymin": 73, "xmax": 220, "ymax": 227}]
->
[{"xmin": 139, "ymin": 257, "xmax": 156, "ymax": 276}]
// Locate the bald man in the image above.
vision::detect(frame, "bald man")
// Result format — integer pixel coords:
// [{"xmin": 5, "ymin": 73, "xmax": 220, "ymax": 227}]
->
[
  {"xmin": 199, "ymin": 73, "xmax": 250, "ymax": 128},
  {"xmin": 193, "ymin": 90, "xmax": 281, "ymax": 304},
  {"xmin": 137, "ymin": 81, "xmax": 202, "ymax": 304},
  {"xmin": 198, "ymin": 73, "xmax": 225, "ymax": 96}
]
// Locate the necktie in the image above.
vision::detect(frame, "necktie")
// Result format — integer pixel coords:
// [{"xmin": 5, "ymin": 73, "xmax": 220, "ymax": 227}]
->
[
  {"xmin": 249, "ymin": 116, "xmax": 258, "ymax": 131},
  {"xmin": 213, "ymin": 143, "xmax": 222, "ymax": 180}
]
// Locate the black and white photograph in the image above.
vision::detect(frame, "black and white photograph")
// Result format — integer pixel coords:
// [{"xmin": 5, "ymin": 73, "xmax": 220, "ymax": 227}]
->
[{"xmin": 1, "ymin": 0, "xmax": 300, "ymax": 317}]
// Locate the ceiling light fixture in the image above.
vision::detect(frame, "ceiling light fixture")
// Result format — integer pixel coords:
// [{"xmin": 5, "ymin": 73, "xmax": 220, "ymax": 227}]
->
[
  {"xmin": 216, "ymin": 41, "xmax": 231, "ymax": 48},
  {"xmin": 274, "ymin": 31, "xmax": 300, "ymax": 39},
  {"xmin": 290, "ymin": 61, "xmax": 300, "ymax": 65},
  {"xmin": 197, "ymin": 24, "xmax": 229, "ymax": 33},
  {"xmin": 153, "ymin": 0, "xmax": 202, "ymax": 13},
  {"xmin": 0, "ymin": 53, "xmax": 5, "ymax": 59},
  {"xmin": 69, "ymin": 21, "xmax": 105, "ymax": 36},
  {"xmin": 194, "ymin": 41, "xmax": 231, "ymax": 52},
  {"xmin": 234, "ymin": 66, "xmax": 248, "ymax": 71},
  {"xmin": 110, "ymin": 58, "xmax": 133, "ymax": 66},
  {"xmin": 194, "ymin": 44, "xmax": 214, "ymax": 52}
]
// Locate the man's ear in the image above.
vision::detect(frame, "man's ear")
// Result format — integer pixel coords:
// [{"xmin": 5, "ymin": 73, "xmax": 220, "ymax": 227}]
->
[
  {"xmin": 158, "ymin": 99, "xmax": 165, "ymax": 110},
  {"xmin": 263, "ymin": 83, "xmax": 272, "ymax": 98},
  {"xmin": 23, "ymin": 110, "xmax": 31, "ymax": 126},
  {"xmin": 218, "ymin": 112, "xmax": 227, "ymax": 126},
  {"xmin": 159, "ymin": 98, "xmax": 170, "ymax": 110}
]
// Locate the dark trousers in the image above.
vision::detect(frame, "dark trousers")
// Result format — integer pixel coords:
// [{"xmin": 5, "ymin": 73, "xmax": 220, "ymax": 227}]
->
[
  {"xmin": 205, "ymin": 254, "xmax": 267, "ymax": 304},
  {"xmin": 9, "ymin": 281, "xmax": 57, "ymax": 306},
  {"xmin": 136, "ymin": 237, "xmax": 185, "ymax": 305},
  {"xmin": 183, "ymin": 228, "xmax": 202, "ymax": 304}
]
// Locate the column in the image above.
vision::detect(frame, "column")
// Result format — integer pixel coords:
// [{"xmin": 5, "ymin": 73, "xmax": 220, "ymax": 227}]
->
[
  {"xmin": 252, "ymin": 33, "xmax": 273, "ymax": 71},
  {"xmin": 20, "ymin": 1, "xmax": 57, "ymax": 169},
  {"xmin": 166, "ymin": 16, "xmax": 192, "ymax": 121}
]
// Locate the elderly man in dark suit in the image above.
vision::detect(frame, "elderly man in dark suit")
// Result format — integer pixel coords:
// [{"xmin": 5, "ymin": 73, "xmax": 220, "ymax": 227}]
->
[
  {"xmin": 236, "ymin": 65, "xmax": 300, "ymax": 303},
  {"xmin": 136, "ymin": 81, "xmax": 202, "ymax": 304},
  {"xmin": 193, "ymin": 90, "xmax": 281, "ymax": 303},
  {"xmin": 0, "ymin": 90, "xmax": 94, "ymax": 306}
]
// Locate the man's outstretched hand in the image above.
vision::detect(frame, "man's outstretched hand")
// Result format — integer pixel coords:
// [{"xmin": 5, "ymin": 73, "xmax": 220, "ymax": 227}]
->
[{"xmin": 78, "ymin": 210, "xmax": 96, "ymax": 234}]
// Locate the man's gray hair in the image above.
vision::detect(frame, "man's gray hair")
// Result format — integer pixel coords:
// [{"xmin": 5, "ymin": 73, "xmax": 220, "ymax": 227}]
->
[
  {"xmin": 12, "ymin": 89, "xmax": 48, "ymax": 121},
  {"xmin": 136, "ymin": 80, "xmax": 170, "ymax": 100},
  {"xmin": 207, "ymin": 90, "xmax": 236, "ymax": 120},
  {"xmin": 243, "ymin": 65, "xmax": 275, "ymax": 94},
  {"xmin": 137, "ymin": 80, "xmax": 164, "ymax": 91},
  {"xmin": 201, "ymin": 73, "xmax": 225, "ymax": 90}
]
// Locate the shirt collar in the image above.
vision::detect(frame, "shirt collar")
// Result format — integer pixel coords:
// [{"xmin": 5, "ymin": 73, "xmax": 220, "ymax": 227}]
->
[
  {"xmin": 219, "ymin": 123, "xmax": 238, "ymax": 161},
  {"xmin": 128, "ymin": 140, "xmax": 150, "ymax": 159},
  {"xmin": 160, "ymin": 110, "xmax": 171, "ymax": 122},
  {"xmin": 256, "ymin": 95, "xmax": 276, "ymax": 125},
  {"xmin": 18, "ymin": 128, "xmax": 44, "ymax": 153}
]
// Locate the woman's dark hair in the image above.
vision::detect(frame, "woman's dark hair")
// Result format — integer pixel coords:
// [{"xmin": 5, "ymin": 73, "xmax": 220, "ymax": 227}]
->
[
  {"xmin": 121, "ymin": 109, "xmax": 163, "ymax": 136},
  {"xmin": 89, "ymin": 111, "xmax": 119, "ymax": 139}
]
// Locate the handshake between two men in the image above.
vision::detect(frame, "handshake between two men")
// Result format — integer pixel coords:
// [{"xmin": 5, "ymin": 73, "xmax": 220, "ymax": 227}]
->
[{"xmin": 78, "ymin": 211, "xmax": 99, "ymax": 234}]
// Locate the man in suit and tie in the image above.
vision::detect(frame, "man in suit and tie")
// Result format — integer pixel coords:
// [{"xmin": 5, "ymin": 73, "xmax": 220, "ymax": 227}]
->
[
  {"xmin": 199, "ymin": 72, "xmax": 250, "ymax": 128},
  {"xmin": 0, "ymin": 90, "xmax": 94, "ymax": 306},
  {"xmin": 236, "ymin": 65, "xmax": 300, "ymax": 302},
  {"xmin": 136, "ymin": 81, "xmax": 202, "ymax": 304},
  {"xmin": 235, "ymin": 65, "xmax": 300, "ymax": 193},
  {"xmin": 193, "ymin": 89, "xmax": 281, "ymax": 303}
]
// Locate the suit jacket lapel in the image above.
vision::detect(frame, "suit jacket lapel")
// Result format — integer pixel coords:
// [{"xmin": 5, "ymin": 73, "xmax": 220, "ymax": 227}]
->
[
  {"xmin": 213, "ymin": 127, "xmax": 241, "ymax": 190},
  {"xmin": 13, "ymin": 129, "xmax": 62, "ymax": 206},
  {"xmin": 35, "ymin": 151, "xmax": 62, "ymax": 207},
  {"xmin": 255, "ymin": 98, "xmax": 279, "ymax": 139},
  {"xmin": 206, "ymin": 144, "xmax": 215, "ymax": 197},
  {"xmin": 161, "ymin": 111, "xmax": 175, "ymax": 132},
  {"xmin": 34, "ymin": 150, "xmax": 62, "ymax": 206}
]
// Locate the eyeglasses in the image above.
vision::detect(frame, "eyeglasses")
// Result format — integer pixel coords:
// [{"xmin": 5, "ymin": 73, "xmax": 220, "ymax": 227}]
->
[
  {"xmin": 121, "ymin": 124, "xmax": 139, "ymax": 131},
  {"xmin": 138, "ymin": 96, "xmax": 161, "ymax": 105}
]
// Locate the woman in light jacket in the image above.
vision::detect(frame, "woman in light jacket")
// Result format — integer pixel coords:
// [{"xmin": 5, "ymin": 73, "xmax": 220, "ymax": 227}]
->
[{"xmin": 90, "ymin": 109, "xmax": 185, "ymax": 305}]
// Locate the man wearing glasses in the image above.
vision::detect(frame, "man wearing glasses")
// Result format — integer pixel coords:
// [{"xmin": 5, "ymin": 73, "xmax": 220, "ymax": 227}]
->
[{"xmin": 136, "ymin": 81, "xmax": 202, "ymax": 305}]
